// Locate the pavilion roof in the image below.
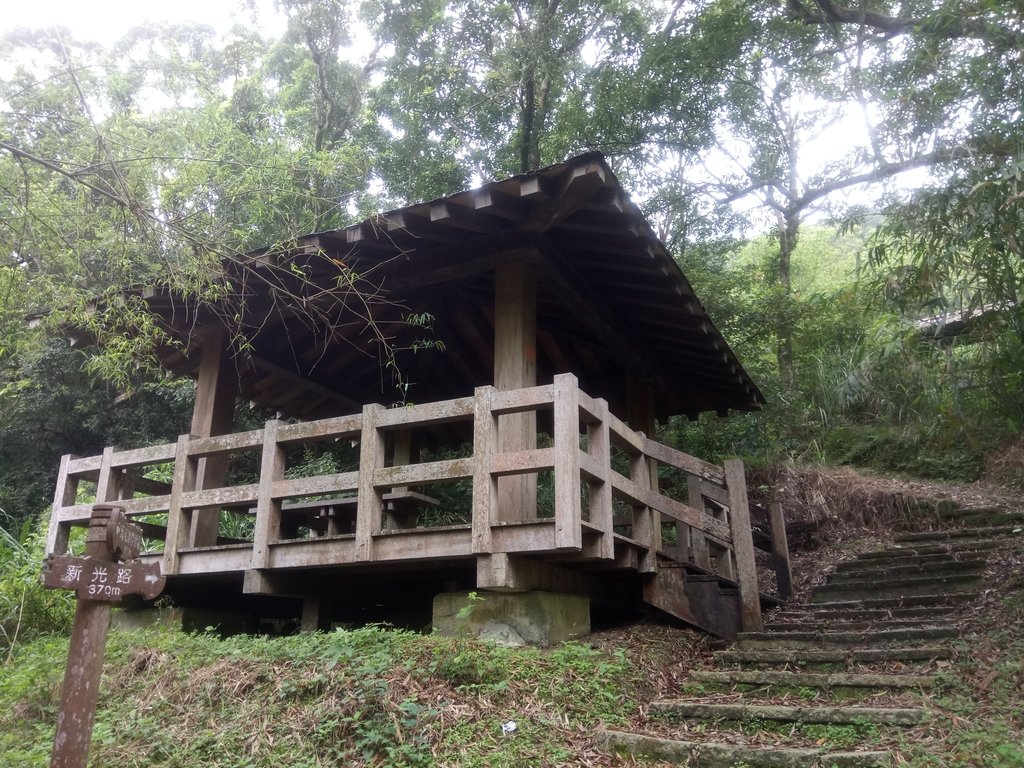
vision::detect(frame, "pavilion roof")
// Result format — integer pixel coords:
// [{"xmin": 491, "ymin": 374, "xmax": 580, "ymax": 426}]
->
[{"xmin": 143, "ymin": 153, "xmax": 764, "ymax": 421}]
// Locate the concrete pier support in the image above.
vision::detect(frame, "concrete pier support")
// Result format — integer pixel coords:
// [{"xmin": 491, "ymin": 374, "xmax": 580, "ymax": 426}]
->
[{"xmin": 432, "ymin": 590, "xmax": 590, "ymax": 647}]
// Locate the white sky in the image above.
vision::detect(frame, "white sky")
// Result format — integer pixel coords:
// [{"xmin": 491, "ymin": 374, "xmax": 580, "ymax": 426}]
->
[{"xmin": 1, "ymin": 0, "xmax": 286, "ymax": 44}]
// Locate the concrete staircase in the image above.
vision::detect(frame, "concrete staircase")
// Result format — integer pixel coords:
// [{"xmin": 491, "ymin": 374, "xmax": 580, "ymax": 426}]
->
[{"xmin": 600, "ymin": 514, "xmax": 1020, "ymax": 767}]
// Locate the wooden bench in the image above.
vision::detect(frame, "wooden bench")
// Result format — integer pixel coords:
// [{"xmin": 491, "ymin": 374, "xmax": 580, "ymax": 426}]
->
[{"xmin": 279, "ymin": 491, "xmax": 439, "ymax": 538}]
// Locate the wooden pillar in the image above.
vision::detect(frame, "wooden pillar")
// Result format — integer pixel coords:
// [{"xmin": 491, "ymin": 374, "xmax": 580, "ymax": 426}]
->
[
  {"xmin": 188, "ymin": 327, "xmax": 238, "ymax": 547},
  {"xmin": 494, "ymin": 262, "xmax": 537, "ymax": 522}
]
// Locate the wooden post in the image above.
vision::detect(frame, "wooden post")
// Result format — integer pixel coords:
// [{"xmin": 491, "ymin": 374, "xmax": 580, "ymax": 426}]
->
[
  {"xmin": 471, "ymin": 386, "xmax": 497, "ymax": 555},
  {"xmin": 163, "ymin": 435, "xmax": 197, "ymax": 577},
  {"xmin": 300, "ymin": 597, "xmax": 323, "ymax": 633},
  {"xmin": 51, "ymin": 599, "xmax": 110, "ymax": 768},
  {"xmin": 249, "ymin": 420, "xmax": 285, "ymax": 577},
  {"xmin": 627, "ymin": 377, "xmax": 659, "ymax": 572},
  {"xmin": 630, "ymin": 445, "xmax": 659, "ymax": 573},
  {"xmin": 355, "ymin": 404, "xmax": 385, "ymax": 562},
  {"xmin": 770, "ymin": 500, "xmax": 794, "ymax": 600},
  {"xmin": 552, "ymin": 373, "xmax": 582, "ymax": 550},
  {"xmin": 724, "ymin": 458, "xmax": 762, "ymax": 632},
  {"xmin": 94, "ymin": 446, "xmax": 121, "ymax": 506},
  {"xmin": 586, "ymin": 399, "xmax": 615, "ymax": 560},
  {"xmin": 387, "ymin": 429, "xmax": 415, "ymax": 530},
  {"xmin": 687, "ymin": 475, "xmax": 712, "ymax": 570},
  {"xmin": 189, "ymin": 327, "xmax": 238, "ymax": 547},
  {"xmin": 47, "ymin": 454, "xmax": 79, "ymax": 556},
  {"xmin": 494, "ymin": 261, "xmax": 537, "ymax": 522}
]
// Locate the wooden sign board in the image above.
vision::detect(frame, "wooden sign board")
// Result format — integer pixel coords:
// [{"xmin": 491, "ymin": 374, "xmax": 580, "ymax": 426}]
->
[{"xmin": 43, "ymin": 555, "xmax": 164, "ymax": 601}]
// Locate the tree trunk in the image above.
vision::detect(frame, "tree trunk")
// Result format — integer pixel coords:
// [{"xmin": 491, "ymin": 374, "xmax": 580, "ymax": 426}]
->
[
  {"xmin": 776, "ymin": 209, "xmax": 800, "ymax": 393},
  {"xmin": 519, "ymin": 71, "xmax": 536, "ymax": 174}
]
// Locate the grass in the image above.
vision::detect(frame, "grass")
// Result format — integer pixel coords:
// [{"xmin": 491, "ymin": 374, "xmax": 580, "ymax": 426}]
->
[
  {"xmin": 0, "ymin": 623, "xmax": 646, "ymax": 767},
  {"xmin": 896, "ymin": 561, "xmax": 1024, "ymax": 767}
]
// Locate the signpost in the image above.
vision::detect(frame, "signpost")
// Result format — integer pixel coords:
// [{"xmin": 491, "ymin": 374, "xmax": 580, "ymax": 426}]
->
[{"xmin": 42, "ymin": 504, "xmax": 166, "ymax": 768}]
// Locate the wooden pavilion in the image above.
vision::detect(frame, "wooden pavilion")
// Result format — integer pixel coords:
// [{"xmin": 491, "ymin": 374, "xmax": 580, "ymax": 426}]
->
[{"xmin": 45, "ymin": 153, "xmax": 791, "ymax": 640}]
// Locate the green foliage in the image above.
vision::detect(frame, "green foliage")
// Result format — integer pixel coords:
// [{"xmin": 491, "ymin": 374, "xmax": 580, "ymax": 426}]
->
[
  {"xmin": 0, "ymin": 340, "xmax": 194, "ymax": 529},
  {"xmin": 662, "ymin": 213, "xmax": 1019, "ymax": 481},
  {"xmin": 821, "ymin": 425, "xmax": 983, "ymax": 483},
  {"xmin": 0, "ymin": 520, "xmax": 73, "ymax": 658}
]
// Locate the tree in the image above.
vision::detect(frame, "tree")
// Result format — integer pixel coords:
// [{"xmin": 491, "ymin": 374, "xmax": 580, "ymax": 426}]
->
[
  {"xmin": 0, "ymin": 21, "xmax": 380, "ymax": 524},
  {"xmin": 364, "ymin": 0, "xmax": 660, "ymax": 196}
]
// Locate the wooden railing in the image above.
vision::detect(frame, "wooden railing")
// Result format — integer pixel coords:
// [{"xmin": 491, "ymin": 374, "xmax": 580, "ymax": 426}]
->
[{"xmin": 47, "ymin": 373, "xmax": 790, "ymax": 629}]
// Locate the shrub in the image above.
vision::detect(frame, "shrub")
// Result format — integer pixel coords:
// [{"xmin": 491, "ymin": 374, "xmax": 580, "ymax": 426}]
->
[{"xmin": 0, "ymin": 517, "xmax": 73, "ymax": 659}]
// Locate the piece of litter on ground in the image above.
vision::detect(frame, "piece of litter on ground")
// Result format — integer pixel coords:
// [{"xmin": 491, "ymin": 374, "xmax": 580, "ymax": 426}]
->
[{"xmin": 501, "ymin": 721, "xmax": 517, "ymax": 734}]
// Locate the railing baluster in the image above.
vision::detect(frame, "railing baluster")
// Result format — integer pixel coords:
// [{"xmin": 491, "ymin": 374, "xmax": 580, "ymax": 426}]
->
[
  {"xmin": 553, "ymin": 373, "xmax": 582, "ymax": 550},
  {"xmin": 687, "ymin": 474, "xmax": 712, "ymax": 570},
  {"xmin": 94, "ymin": 446, "xmax": 120, "ymax": 505},
  {"xmin": 355, "ymin": 404, "xmax": 385, "ymax": 562},
  {"xmin": 630, "ymin": 441, "xmax": 658, "ymax": 573},
  {"xmin": 47, "ymin": 454, "xmax": 78, "ymax": 555},
  {"xmin": 249, "ymin": 420, "xmax": 284, "ymax": 574},
  {"xmin": 472, "ymin": 385, "xmax": 497, "ymax": 554},
  {"xmin": 724, "ymin": 458, "xmax": 762, "ymax": 632},
  {"xmin": 770, "ymin": 500, "xmax": 794, "ymax": 600},
  {"xmin": 163, "ymin": 435, "xmax": 197, "ymax": 576},
  {"xmin": 587, "ymin": 398, "xmax": 614, "ymax": 560}
]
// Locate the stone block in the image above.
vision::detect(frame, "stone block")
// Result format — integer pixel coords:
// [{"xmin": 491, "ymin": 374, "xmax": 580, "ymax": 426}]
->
[{"xmin": 432, "ymin": 590, "xmax": 590, "ymax": 647}]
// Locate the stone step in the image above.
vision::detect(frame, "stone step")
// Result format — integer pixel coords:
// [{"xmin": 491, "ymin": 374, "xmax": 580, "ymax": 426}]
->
[
  {"xmin": 938, "ymin": 507, "xmax": 1024, "ymax": 525},
  {"xmin": 688, "ymin": 669, "xmax": 936, "ymax": 689},
  {"xmin": 812, "ymin": 574, "xmax": 981, "ymax": 602},
  {"xmin": 771, "ymin": 605, "xmax": 957, "ymax": 623},
  {"xmin": 836, "ymin": 552, "xmax": 971, "ymax": 571},
  {"xmin": 894, "ymin": 525, "xmax": 1020, "ymax": 543},
  {"xmin": 825, "ymin": 560, "xmax": 986, "ymax": 584},
  {"xmin": 714, "ymin": 645, "xmax": 951, "ymax": 666},
  {"xmin": 807, "ymin": 593, "xmax": 974, "ymax": 611},
  {"xmin": 736, "ymin": 626, "xmax": 954, "ymax": 650},
  {"xmin": 764, "ymin": 618, "xmax": 942, "ymax": 632},
  {"xmin": 651, "ymin": 699, "xmax": 927, "ymax": 726},
  {"xmin": 598, "ymin": 729, "xmax": 890, "ymax": 767},
  {"xmin": 857, "ymin": 539, "xmax": 1003, "ymax": 558}
]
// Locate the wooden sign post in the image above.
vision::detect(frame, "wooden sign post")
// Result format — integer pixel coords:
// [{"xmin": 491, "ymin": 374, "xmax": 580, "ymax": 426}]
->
[{"xmin": 42, "ymin": 504, "xmax": 166, "ymax": 768}]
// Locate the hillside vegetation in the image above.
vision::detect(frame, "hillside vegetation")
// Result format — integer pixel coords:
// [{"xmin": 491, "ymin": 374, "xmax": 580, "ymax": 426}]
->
[
  {"xmin": 3, "ymin": 530, "xmax": 1023, "ymax": 767},
  {"xmin": 2, "ymin": 472, "xmax": 1023, "ymax": 766}
]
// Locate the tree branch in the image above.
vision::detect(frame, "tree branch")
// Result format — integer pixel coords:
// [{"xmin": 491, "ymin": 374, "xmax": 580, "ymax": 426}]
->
[{"xmin": 787, "ymin": 0, "xmax": 1024, "ymax": 44}]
